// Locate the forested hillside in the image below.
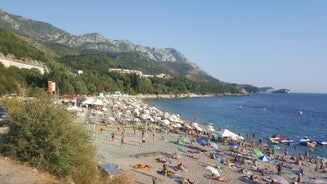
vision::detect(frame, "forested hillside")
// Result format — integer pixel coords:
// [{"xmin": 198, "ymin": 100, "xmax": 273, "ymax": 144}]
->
[{"xmin": 0, "ymin": 26, "xmax": 242, "ymax": 96}]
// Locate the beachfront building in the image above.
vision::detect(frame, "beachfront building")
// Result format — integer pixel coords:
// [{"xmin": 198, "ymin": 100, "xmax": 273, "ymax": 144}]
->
[{"xmin": 108, "ymin": 68, "xmax": 143, "ymax": 76}]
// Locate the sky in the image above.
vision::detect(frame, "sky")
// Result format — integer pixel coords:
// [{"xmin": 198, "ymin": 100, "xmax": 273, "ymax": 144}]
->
[{"xmin": 1, "ymin": 0, "xmax": 327, "ymax": 93}]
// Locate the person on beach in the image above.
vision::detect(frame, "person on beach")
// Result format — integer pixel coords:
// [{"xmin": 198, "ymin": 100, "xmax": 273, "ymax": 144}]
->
[
  {"xmin": 123, "ymin": 129, "xmax": 127, "ymax": 139},
  {"xmin": 299, "ymin": 166, "xmax": 304, "ymax": 176},
  {"xmin": 177, "ymin": 162, "xmax": 185, "ymax": 171},
  {"xmin": 152, "ymin": 132, "xmax": 155, "ymax": 144},
  {"xmin": 121, "ymin": 135, "xmax": 124, "ymax": 145},
  {"xmin": 172, "ymin": 152, "xmax": 178, "ymax": 159},
  {"xmin": 133, "ymin": 125, "xmax": 136, "ymax": 135},
  {"xmin": 297, "ymin": 174, "xmax": 302, "ymax": 183},
  {"xmin": 210, "ymin": 174, "xmax": 231, "ymax": 182},
  {"xmin": 142, "ymin": 129, "xmax": 145, "ymax": 143},
  {"xmin": 111, "ymin": 131, "xmax": 115, "ymax": 141},
  {"xmin": 304, "ymin": 150, "xmax": 309, "ymax": 159},
  {"xmin": 162, "ymin": 163, "xmax": 168, "ymax": 181}
]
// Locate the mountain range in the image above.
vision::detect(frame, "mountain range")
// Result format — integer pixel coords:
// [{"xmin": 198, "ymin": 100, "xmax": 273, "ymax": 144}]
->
[
  {"xmin": 0, "ymin": 9, "xmax": 187, "ymax": 62},
  {"xmin": 0, "ymin": 9, "xmax": 227, "ymax": 83},
  {"xmin": 0, "ymin": 9, "xmax": 252, "ymax": 96}
]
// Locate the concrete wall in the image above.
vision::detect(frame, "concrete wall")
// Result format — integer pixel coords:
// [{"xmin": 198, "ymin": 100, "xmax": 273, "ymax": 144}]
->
[{"xmin": 0, "ymin": 57, "xmax": 46, "ymax": 74}]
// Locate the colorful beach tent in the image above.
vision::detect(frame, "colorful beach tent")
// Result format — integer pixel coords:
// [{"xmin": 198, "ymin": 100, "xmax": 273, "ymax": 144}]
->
[{"xmin": 258, "ymin": 155, "xmax": 272, "ymax": 162}]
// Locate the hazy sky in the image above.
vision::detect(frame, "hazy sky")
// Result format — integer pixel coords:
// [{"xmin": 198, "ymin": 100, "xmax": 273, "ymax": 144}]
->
[{"xmin": 1, "ymin": 0, "xmax": 326, "ymax": 93}]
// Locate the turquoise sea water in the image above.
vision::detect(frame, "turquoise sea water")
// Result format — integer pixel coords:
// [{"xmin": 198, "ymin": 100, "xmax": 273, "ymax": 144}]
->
[{"xmin": 147, "ymin": 93, "xmax": 327, "ymax": 159}]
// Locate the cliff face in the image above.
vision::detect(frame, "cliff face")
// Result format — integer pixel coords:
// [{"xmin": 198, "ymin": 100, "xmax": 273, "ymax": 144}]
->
[{"xmin": 0, "ymin": 9, "xmax": 187, "ymax": 62}]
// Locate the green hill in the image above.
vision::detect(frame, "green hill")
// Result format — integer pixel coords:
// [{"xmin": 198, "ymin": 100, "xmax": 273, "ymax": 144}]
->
[{"xmin": 0, "ymin": 10, "xmax": 245, "ymax": 96}]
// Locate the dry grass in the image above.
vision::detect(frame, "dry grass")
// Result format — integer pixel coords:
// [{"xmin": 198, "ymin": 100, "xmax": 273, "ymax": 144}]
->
[{"xmin": 96, "ymin": 170, "xmax": 136, "ymax": 184}]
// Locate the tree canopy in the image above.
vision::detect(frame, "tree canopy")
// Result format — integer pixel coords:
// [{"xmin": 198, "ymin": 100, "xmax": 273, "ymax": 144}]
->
[{"xmin": 0, "ymin": 94, "xmax": 97, "ymax": 183}]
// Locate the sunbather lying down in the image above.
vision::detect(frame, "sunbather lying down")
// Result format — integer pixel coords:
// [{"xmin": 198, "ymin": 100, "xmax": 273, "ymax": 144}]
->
[
  {"xmin": 184, "ymin": 153, "xmax": 200, "ymax": 160},
  {"xmin": 182, "ymin": 178, "xmax": 197, "ymax": 184},
  {"xmin": 210, "ymin": 174, "xmax": 231, "ymax": 182},
  {"xmin": 156, "ymin": 158, "xmax": 167, "ymax": 163}
]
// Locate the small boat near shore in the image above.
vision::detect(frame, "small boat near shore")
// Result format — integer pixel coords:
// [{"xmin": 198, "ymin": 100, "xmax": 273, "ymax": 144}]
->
[
  {"xmin": 317, "ymin": 140, "xmax": 327, "ymax": 145},
  {"xmin": 299, "ymin": 137, "xmax": 310, "ymax": 142},
  {"xmin": 268, "ymin": 133, "xmax": 293, "ymax": 144}
]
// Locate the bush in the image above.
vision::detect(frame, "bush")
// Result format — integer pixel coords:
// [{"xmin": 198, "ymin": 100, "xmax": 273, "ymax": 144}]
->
[{"xmin": 0, "ymin": 93, "xmax": 97, "ymax": 183}]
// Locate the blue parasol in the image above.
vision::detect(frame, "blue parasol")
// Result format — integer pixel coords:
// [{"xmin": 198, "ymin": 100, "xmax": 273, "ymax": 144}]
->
[
  {"xmin": 270, "ymin": 145, "xmax": 280, "ymax": 150},
  {"xmin": 258, "ymin": 155, "xmax": 272, "ymax": 162}
]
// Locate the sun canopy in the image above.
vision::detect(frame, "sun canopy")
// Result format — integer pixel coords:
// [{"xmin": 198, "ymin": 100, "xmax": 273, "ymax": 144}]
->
[
  {"xmin": 81, "ymin": 98, "xmax": 103, "ymax": 106},
  {"xmin": 219, "ymin": 129, "xmax": 244, "ymax": 140}
]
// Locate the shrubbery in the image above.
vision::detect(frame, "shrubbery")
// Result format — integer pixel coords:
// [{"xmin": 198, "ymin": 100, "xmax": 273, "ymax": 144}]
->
[{"xmin": 0, "ymin": 93, "xmax": 98, "ymax": 183}]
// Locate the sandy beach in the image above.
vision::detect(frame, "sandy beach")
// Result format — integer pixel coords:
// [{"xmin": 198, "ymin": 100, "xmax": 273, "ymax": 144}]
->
[{"xmin": 75, "ymin": 95, "xmax": 327, "ymax": 184}]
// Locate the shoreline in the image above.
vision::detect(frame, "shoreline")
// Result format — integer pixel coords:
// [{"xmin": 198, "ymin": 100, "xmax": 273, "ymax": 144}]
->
[{"xmin": 134, "ymin": 92, "xmax": 250, "ymax": 99}]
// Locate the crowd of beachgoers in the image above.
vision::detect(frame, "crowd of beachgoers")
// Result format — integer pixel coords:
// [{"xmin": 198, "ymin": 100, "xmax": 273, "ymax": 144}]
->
[{"xmin": 71, "ymin": 94, "xmax": 327, "ymax": 184}]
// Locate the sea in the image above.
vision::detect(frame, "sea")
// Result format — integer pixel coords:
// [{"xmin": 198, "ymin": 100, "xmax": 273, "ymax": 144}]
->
[{"xmin": 146, "ymin": 93, "xmax": 327, "ymax": 159}]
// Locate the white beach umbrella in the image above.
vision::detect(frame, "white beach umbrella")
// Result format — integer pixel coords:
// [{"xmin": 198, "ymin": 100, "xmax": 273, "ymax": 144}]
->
[
  {"xmin": 206, "ymin": 125, "xmax": 215, "ymax": 132},
  {"xmin": 161, "ymin": 119, "xmax": 170, "ymax": 126},
  {"xmin": 185, "ymin": 124, "xmax": 193, "ymax": 129},
  {"xmin": 175, "ymin": 123, "xmax": 182, "ymax": 128},
  {"xmin": 191, "ymin": 122, "xmax": 199, "ymax": 127},
  {"xmin": 148, "ymin": 116, "xmax": 155, "ymax": 122},
  {"xmin": 108, "ymin": 117, "xmax": 116, "ymax": 122},
  {"xmin": 195, "ymin": 125, "xmax": 202, "ymax": 131}
]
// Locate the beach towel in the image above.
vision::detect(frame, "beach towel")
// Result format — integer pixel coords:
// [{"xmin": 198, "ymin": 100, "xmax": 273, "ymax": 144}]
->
[
  {"xmin": 196, "ymin": 138, "xmax": 205, "ymax": 146},
  {"xmin": 131, "ymin": 164, "xmax": 153, "ymax": 171},
  {"xmin": 157, "ymin": 170, "xmax": 177, "ymax": 177},
  {"xmin": 98, "ymin": 163, "xmax": 124, "ymax": 176},
  {"xmin": 173, "ymin": 166, "xmax": 189, "ymax": 172}
]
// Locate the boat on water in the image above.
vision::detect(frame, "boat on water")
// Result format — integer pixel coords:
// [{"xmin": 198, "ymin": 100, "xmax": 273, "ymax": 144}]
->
[
  {"xmin": 317, "ymin": 140, "xmax": 327, "ymax": 145},
  {"xmin": 299, "ymin": 137, "xmax": 310, "ymax": 142},
  {"xmin": 268, "ymin": 133, "xmax": 293, "ymax": 144},
  {"xmin": 297, "ymin": 109, "xmax": 304, "ymax": 115}
]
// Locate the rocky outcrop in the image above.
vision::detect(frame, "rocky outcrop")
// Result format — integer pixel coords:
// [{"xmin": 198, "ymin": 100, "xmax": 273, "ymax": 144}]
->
[{"xmin": 0, "ymin": 9, "xmax": 187, "ymax": 62}]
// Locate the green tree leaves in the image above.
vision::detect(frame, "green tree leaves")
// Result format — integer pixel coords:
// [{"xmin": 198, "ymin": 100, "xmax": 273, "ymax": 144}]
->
[{"xmin": 0, "ymin": 96, "xmax": 96, "ymax": 180}]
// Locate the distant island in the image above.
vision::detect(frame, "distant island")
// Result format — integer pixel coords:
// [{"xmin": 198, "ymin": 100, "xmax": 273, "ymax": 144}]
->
[
  {"xmin": 272, "ymin": 88, "xmax": 291, "ymax": 93},
  {"xmin": 240, "ymin": 85, "xmax": 290, "ymax": 94}
]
